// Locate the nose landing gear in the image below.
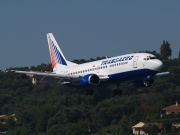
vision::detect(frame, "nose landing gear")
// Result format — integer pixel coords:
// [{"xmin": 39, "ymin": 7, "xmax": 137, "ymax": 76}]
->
[{"xmin": 144, "ymin": 79, "xmax": 154, "ymax": 87}]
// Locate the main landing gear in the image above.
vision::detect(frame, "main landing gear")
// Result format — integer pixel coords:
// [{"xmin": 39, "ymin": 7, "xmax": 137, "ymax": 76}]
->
[
  {"xmin": 84, "ymin": 89, "xmax": 93, "ymax": 95},
  {"xmin": 113, "ymin": 83, "xmax": 122, "ymax": 96}
]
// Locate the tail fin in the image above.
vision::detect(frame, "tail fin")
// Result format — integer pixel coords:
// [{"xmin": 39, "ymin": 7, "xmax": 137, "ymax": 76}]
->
[{"xmin": 47, "ymin": 33, "xmax": 77, "ymax": 72}]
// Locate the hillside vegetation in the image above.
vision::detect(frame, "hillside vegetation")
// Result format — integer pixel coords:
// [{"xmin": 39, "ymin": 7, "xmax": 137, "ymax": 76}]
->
[{"xmin": 0, "ymin": 55, "xmax": 180, "ymax": 135}]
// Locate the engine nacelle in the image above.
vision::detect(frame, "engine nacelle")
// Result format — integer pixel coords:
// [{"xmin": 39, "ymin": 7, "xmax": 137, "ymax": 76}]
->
[{"xmin": 79, "ymin": 74, "xmax": 100, "ymax": 86}]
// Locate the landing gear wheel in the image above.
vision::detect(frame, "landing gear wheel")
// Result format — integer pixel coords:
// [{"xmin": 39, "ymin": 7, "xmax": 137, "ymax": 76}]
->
[
  {"xmin": 144, "ymin": 81, "xmax": 151, "ymax": 87},
  {"xmin": 144, "ymin": 78, "xmax": 154, "ymax": 87}
]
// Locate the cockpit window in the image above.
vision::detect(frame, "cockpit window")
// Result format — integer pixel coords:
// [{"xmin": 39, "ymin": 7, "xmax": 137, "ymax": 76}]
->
[
  {"xmin": 144, "ymin": 56, "xmax": 157, "ymax": 61},
  {"xmin": 150, "ymin": 57, "xmax": 156, "ymax": 60}
]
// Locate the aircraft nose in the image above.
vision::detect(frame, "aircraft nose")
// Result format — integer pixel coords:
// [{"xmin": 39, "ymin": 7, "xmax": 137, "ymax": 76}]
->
[{"xmin": 154, "ymin": 60, "xmax": 163, "ymax": 71}]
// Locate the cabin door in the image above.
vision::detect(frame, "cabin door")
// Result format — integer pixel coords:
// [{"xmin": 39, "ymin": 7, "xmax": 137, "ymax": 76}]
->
[{"xmin": 133, "ymin": 56, "xmax": 139, "ymax": 68}]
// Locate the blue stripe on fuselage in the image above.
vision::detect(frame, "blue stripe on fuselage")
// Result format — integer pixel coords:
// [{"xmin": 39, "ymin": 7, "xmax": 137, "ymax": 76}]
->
[
  {"xmin": 63, "ymin": 69, "xmax": 157, "ymax": 87},
  {"xmin": 108, "ymin": 69, "xmax": 157, "ymax": 82}
]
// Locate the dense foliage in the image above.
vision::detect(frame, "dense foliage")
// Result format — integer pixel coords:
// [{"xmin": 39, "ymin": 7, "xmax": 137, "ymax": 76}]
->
[
  {"xmin": 0, "ymin": 55, "xmax": 180, "ymax": 135},
  {"xmin": 160, "ymin": 41, "xmax": 172, "ymax": 60}
]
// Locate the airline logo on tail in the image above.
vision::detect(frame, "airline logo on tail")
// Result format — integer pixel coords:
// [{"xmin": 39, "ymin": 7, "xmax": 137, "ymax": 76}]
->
[{"xmin": 48, "ymin": 36, "xmax": 67, "ymax": 69}]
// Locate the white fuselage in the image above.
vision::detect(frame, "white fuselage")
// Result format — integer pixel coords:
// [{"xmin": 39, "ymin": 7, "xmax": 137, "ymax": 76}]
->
[{"xmin": 55, "ymin": 53, "xmax": 163, "ymax": 82}]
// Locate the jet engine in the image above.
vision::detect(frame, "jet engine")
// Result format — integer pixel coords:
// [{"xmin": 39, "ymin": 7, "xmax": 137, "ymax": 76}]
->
[{"xmin": 79, "ymin": 74, "xmax": 100, "ymax": 86}]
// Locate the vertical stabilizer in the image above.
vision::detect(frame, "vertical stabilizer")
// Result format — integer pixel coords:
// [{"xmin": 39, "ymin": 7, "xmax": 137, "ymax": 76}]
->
[{"xmin": 47, "ymin": 33, "xmax": 68, "ymax": 72}]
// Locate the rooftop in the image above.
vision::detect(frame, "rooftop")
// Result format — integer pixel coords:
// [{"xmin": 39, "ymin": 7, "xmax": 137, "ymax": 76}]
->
[
  {"xmin": 162, "ymin": 103, "xmax": 180, "ymax": 113},
  {"xmin": 132, "ymin": 122, "xmax": 163, "ymax": 129}
]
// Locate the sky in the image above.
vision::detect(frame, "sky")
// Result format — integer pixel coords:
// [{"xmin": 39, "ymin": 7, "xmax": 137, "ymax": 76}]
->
[{"xmin": 0, "ymin": 1, "xmax": 180, "ymax": 71}]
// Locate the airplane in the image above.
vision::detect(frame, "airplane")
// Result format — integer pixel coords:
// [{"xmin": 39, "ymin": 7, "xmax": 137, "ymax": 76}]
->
[{"xmin": 9, "ymin": 33, "xmax": 169, "ymax": 95}]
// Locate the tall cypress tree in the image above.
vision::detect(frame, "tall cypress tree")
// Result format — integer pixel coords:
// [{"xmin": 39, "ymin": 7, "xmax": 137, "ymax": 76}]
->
[{"xmin": 160, "ymin": 40, "xmax": 172, "ymax": 60}]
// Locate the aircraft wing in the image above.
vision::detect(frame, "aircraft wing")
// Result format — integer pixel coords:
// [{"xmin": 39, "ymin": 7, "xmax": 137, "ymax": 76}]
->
[
  {"xmin": 8, "ymin": 70, "xmax": 109, "ymax": 80},
  {"xmin": 156, "ymin": 72, "xmax": 169, "ymax": 76},
  {"xmin": 8, "ymin": 70, "xmax": 79, "ymax": 79}
]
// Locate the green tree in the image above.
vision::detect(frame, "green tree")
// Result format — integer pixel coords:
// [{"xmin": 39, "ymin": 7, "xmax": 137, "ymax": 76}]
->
[
  {"xmin": 143, "ymin": 124, "xmax": 159, "ymax": 135},
  {"xmin": 6, "ymin": 126, "xmax": 30, "ymax": 135},
  {"xmin": 160, "ymin": 40, "xmax": 172, "ymax": 60},
  {"xmin": 64, "ymin": 119, "xmax": 90, "ymax": 135},
  {"xmin": 6, "ymin": 116, "xmax": 16, "ymax": 129},
  {"xmin": 161, "ymin": 119, "xmax": 172, "ymax": 134}
]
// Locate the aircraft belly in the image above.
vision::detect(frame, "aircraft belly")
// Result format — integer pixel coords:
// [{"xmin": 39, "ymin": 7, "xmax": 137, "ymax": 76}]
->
[{"xmin": 108, "ymin": 69, "xmax": 157, "ymax": 82}]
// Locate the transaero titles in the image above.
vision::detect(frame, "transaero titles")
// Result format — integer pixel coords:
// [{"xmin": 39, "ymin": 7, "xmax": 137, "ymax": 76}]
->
[{"xmin": 101, "ymin": 56, "xmax": 134, "ymax": 65}]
